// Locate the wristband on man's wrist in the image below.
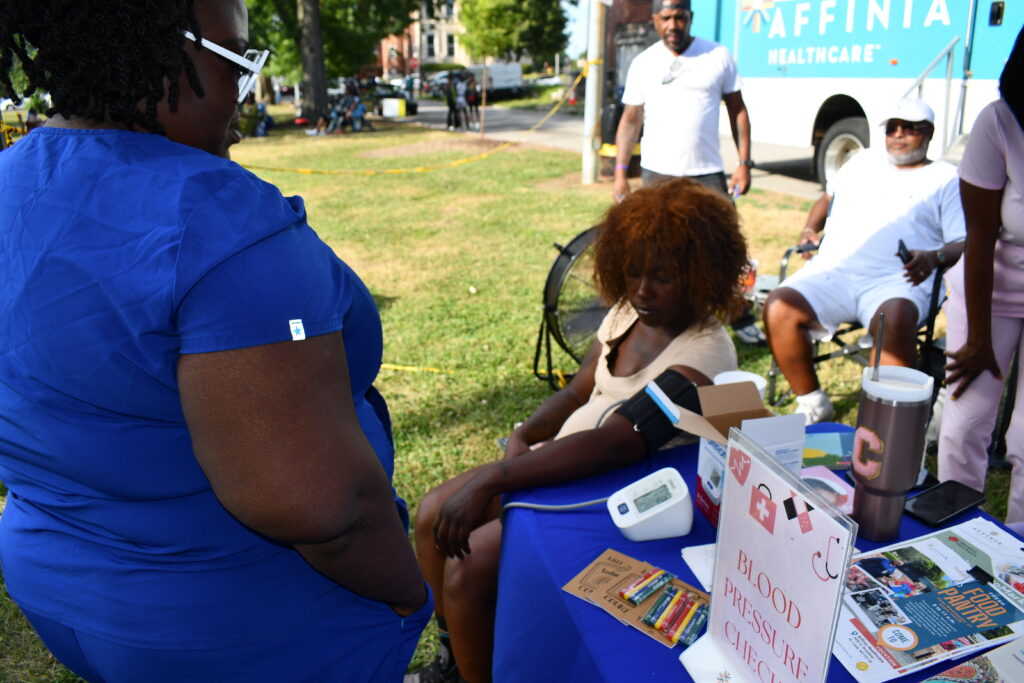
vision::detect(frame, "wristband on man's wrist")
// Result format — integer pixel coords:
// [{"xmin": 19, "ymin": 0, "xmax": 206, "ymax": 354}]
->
[{"xmin": 615, "ymin": 163, "xmax": 629, "ymax": 171}]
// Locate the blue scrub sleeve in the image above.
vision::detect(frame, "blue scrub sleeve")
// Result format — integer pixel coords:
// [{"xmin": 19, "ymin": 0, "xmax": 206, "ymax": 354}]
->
[{"xmin": 177, "ymin": 223, "xmax": 350, "ymax": 354}]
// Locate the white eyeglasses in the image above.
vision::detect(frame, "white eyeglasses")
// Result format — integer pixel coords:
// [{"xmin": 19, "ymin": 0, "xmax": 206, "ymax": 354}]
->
[{"xmin": 183, "ymin": 31, "xmax": 270, "ymax": 103}]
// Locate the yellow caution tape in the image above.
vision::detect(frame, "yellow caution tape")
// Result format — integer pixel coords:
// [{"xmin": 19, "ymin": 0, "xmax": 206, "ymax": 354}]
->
[{"xmin": 380, "ymin": 362, "xmax": 453, "ymax": 375}]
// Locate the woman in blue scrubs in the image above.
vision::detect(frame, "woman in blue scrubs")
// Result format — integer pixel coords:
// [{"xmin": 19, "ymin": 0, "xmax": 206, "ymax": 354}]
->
[{"xmin": 0, "ymin": 1, "xmax": 430, "ymax": 680}]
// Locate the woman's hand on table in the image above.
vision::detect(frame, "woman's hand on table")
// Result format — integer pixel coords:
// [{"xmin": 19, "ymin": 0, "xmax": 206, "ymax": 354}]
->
[
  {"xmin": 946, "ymin": 338, "xmax": 1002, "ymax": 398},
  {"xmin": 433, "ymin": 472, "xmax": 496, "ymax": 559}
]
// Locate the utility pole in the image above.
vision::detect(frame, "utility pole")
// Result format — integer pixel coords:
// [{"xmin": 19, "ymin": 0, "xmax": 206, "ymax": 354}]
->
[{"xmin": 581, "ymin": 0, "xmax": 608, "ymax": 184}]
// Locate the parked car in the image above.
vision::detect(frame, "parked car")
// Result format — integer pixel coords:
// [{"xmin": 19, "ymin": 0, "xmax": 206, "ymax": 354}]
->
[
  {"xmin": 2, "ymin": 97, "xmax": 20, "ymax": 111},
  {"xmin": 426, "ymin": 71, "xmax": 453, "ymax": 97},
  {"xmin": 388, "ymin": 75, "xmax": 421, "ymax": 94},
  {"xmin": 530, "ymin": 75, "xmax": 565, "ymax": 87}
]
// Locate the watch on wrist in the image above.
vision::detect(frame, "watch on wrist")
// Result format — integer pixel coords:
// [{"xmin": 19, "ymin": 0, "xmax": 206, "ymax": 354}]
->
[
  {"xmin": 935, "ymin": 249, "xmax": 947, "ymax": 266},
  {"xmin": 738, "ymin": 159, "xmax": 755, "ymax": 167}
]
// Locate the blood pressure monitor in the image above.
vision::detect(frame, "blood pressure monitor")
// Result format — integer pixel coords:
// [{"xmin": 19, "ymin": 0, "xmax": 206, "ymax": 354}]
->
[{"xmin": 606, "ymin": 467, "xmax": 693, "ymax": 541}]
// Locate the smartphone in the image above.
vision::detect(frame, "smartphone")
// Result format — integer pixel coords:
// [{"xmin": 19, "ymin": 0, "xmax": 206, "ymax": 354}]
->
[
  {"xmin": 904, "ymin": 480, "xmax": 986, "ymax": 526},
  {"xmin": 897, "ymin": 239, "xmax": 913, "ymax": 265}
]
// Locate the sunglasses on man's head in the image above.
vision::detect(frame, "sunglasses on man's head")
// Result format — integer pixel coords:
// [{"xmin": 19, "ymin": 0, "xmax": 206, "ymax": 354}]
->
[
  {"xmin": 885, "ymin": 120, "xmax": 931, "ymax": 136},
  {"xmin": 662, "ymin": 59, "xmax": 683, "ymax": 85},
  {"xmin": 183, "ymin": 31, "xmax": 270, "ymax": 104}
]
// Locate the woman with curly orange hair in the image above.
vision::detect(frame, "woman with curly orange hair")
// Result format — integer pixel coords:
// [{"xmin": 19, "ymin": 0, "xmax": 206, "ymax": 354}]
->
[{"xmin": 407, "ymin": 177, "xmax": 748, "ymax": 683}]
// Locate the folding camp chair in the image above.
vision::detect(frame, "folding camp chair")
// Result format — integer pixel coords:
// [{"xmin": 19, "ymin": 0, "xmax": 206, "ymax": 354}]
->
[{"xmin": 765, "ymin": 243, "xmax": 948, "ymax": 406}]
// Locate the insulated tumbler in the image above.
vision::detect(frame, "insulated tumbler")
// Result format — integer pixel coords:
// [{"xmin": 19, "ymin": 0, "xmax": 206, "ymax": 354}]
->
[{"xmin": 851, "ymin": 366, "xmax": 934, "ymax": 541}]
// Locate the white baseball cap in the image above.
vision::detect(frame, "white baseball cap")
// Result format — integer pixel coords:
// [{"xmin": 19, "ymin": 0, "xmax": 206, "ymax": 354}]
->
[{"xmin": 879, "ymin": 98, "xmax": 935, "ymax": 126}]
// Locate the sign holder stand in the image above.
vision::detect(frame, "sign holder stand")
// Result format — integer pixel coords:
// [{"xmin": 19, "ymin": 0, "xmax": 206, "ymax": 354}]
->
[{"xmin": 681, "ymin": 428, "xmax": 858, "ymax": 683}]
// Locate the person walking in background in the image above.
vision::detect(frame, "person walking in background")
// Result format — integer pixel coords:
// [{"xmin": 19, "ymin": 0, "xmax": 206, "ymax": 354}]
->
[
  {"xmin": 0, "ymin": 1, "xmax": 430, "ymax": 680},
  {"xmin": 939, "ymin": 27, "xmax": 1024, "ymax": 526},
  {"xmin": 611, "ymin": 0, "xmax": 761, "ymax": 345},
  {"xmin": 612, "ymin": 0, "xmax": 752, "ymax": 200},
  {"xmin": 445, "ymin": 74, "xmax": 460, "ymax": 131},
  {"xmin": 465, "ymin": 73, "xmax": 481, "ymax": 131},
  {"xmin": 454, "ymin": 71, "xmax": 469, "ymax": 130}
]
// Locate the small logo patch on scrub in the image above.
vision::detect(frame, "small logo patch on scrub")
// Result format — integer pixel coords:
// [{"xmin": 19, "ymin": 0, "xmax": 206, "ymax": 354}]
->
[{"xmin": 289, "ymin": 319, "xmax": 306, "ymax": 341}]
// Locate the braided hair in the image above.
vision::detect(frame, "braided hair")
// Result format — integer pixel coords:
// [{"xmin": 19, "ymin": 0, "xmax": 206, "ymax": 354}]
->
[{"xmin": 0, "ymin": 0, "xmax": 203, "ymax": 134}]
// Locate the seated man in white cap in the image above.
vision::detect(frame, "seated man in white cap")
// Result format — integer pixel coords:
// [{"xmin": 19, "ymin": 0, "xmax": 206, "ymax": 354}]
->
[{"xmin": 763, "ymin": 98, "xmax": 965, "ymax": 423}]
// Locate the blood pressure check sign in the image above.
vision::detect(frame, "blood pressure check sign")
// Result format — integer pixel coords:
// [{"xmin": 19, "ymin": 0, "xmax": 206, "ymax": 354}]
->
[{"xmin": 749, "ymin": 483, "xmax": 777, "ymax": 535}]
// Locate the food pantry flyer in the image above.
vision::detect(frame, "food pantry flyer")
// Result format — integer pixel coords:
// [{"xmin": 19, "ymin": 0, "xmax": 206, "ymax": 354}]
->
[{"xmin": 834, "ymin": 517, "xmax": 1024, "ymax": 682}]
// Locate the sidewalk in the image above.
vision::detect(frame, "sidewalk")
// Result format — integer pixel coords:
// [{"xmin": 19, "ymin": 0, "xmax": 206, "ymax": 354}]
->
[{"xmin": 394, "ymin": 99, "xmax": 823, "ymax": 199}]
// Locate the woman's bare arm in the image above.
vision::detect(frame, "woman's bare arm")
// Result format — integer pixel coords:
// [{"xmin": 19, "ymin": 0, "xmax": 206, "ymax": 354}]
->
[
  {"xmin": 436, "ymin": 364, "xmax": 707, "ymax": 558},
  {"xmin": 504, "ymin": 340, "xmax": 601, "ymax": 457},
  {"xmin": 178, "ymin": 332, "xmax": 426, "ymax": 612}
]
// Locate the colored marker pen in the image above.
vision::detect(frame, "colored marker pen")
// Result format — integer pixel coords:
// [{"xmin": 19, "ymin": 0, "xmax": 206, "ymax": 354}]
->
[
  {"xmin": 680, "ymin": 604, "xmax": 710, "ymax": 647},
  {"xmin": 630, "ymin": 571, "xmax": 673, "ymax": 604},
  {"xmin": 660, "ymin": 592, "xmax": 694, "ymax": 633},
  {"xmin": 641, "ymin": 586, "xmax": 677, "ymax": 626},
  {"xmin": 654, "ymin": 589, "xmax": 685, "ymax": 630},
  {"xmin": 618, "ymin": 568, "xmax": 660, "ymax": 601}
]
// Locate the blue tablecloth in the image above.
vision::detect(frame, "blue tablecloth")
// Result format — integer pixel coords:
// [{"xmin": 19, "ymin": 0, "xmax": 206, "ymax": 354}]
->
[{"xmin": 493, "ymin": 424, "xmax": 1001, "ymax": 682}]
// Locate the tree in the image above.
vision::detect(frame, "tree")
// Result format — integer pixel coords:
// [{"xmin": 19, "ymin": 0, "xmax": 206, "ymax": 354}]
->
[
  {"xmin": 246, "ymin": 0, "xmax": 416, "ymax": 118},
  {"xmin": 297, "ymin": 0, "xmax": 327, "ymax": 121},
  {"xmin": 460, "ymin": 0, "xmax": 568, "ymax": 63}
]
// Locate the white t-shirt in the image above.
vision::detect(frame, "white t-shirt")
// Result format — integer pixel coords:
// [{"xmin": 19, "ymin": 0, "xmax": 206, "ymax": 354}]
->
[
  {"xmin": 621, "ymin": 37, "xmax": 741, "ymax": 176},
  {"xmin": 958, "ymin": 98, "xmax": 1024, "ymax": 246},
  {"xmin": 810, "ymin": 149, "xmax": 965, "ymax": 277}
]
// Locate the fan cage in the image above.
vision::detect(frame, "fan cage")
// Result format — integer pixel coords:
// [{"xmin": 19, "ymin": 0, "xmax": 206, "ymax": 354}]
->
[{"xmin": 533, "ymin": 227, "xmax": 609, "ymax": 388}]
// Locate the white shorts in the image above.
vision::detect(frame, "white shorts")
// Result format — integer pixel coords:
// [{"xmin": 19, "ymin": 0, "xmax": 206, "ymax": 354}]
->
[{"xmin": 781, "ymin": 264, "xmax": 932, "ymax": 339}]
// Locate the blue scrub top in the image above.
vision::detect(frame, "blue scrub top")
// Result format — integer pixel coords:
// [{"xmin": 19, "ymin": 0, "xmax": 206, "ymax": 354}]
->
[{"xmin": 0, "ymin": 128, "xmax": 407, "ymax": 648}]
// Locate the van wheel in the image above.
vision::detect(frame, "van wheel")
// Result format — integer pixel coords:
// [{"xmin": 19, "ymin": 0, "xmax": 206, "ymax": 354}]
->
[{"xmin": 815, "ymin": 117, "xmax": 869, "ymax": 188}]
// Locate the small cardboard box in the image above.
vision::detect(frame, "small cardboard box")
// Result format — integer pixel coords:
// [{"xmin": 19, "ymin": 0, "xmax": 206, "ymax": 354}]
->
[{"xmin": 669, "ymin": 381, "xmax": 804, "ymax": 528}]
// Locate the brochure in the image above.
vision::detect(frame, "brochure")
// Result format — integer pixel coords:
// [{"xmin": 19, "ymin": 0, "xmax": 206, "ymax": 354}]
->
[
  {"xmin": 923, "ymin": 635, "xmax": 1024, "ymax": 682},
  {"xmin": 833, "ymin": 517, "xmax": 1024, "ymax": 682},
  {"xmin": 803, "ymin": 430, "xmax": 854, "ymax": 470}
]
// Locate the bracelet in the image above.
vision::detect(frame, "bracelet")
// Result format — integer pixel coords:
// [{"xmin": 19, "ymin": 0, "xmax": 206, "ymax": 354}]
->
[{"xmin": 615, "ymin": 164, "xmax": 629, "ymax": 171}]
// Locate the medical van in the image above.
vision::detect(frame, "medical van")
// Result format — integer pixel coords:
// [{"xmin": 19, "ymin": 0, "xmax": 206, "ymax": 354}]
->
[{"xmin": 670, "ymin": 0, "xmax": 1021, "ymax": 184}]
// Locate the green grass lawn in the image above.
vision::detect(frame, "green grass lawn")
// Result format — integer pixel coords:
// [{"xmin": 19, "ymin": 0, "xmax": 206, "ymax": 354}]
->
[{"xmin": 0, "ymin": 118, "xmax": 1010, "ymax": 680}]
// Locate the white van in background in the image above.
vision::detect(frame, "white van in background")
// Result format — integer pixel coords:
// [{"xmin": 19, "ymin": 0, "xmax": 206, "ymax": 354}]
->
[{"xmin": 467, "ymin": 62, "xmax": 524, "ymax": 99}]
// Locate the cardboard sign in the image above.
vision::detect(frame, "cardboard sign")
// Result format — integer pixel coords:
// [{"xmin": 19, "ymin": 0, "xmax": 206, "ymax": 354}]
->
[
  {"xmin": 681, "ymin": 429, "xmax": 857, "ymax": 683},
  {"xmin": 563, "ymin": 548, "xmax": 710, "ymax": 648}
]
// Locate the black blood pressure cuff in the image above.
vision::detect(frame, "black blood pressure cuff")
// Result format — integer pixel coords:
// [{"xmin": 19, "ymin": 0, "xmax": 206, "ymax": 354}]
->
[{"xmin": 615, "ymin": 369, "xmax": 701, "ymax": 453}]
